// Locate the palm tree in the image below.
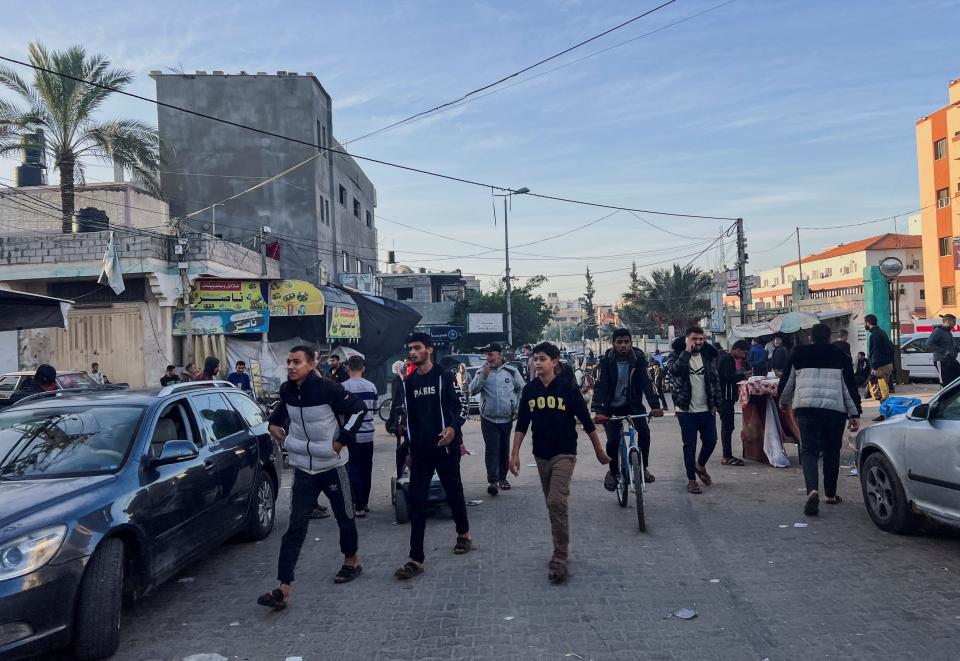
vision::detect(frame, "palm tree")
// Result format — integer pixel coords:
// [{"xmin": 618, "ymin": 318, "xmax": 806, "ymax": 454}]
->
[
  {"xmin": 624, "ymin": 264, "xmax": 714, "ymax": 335},
  {"xmin": 0, "ymin": 43, "xmax": 160, "ymax": 233}
]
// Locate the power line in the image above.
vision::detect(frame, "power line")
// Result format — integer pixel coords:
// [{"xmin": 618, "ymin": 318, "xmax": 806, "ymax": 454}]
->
[
  {"xmin": 0, "ymin": 53, "xmax": 738, "ymax": 221},
  {"xmin": 343, "ymin": 0, "xmax": 680, "ymax": 145},
  {"xmin": 346, "ymin": 0, "xmax": 739, "ymax": 145}
]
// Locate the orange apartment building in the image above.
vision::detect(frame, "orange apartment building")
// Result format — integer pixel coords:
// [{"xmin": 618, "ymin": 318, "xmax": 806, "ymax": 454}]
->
[{"xmin": 916, "ymin": 77, "xmax": 960, "ymax": 316}]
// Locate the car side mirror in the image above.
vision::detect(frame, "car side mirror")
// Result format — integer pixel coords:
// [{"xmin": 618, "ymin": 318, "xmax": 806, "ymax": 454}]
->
[
  {"xmin": 150, "ymin": 440, "xmax": 199, "ymax": 467},
  {"xmin": 908, "ymin": 404, "xmax": 930, "ymax": 420}
]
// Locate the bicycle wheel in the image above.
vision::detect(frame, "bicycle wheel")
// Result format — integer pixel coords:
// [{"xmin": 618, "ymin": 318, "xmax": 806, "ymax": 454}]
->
[
  {"xmin": 616, "ymin": 438, "xmax": 629, "ymax": 507},
  {"xmin": 378, "ymin": 398, "xmax": 393, "ymax": 421},
  {"xmin": 629, "ymin": 449, "xmax": 646, "ymax": 532}
]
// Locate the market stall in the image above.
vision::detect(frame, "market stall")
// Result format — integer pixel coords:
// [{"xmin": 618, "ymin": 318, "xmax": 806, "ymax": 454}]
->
[{"xmin": 738, "ymin": 377, "xmax": 801, "ymax": 467}]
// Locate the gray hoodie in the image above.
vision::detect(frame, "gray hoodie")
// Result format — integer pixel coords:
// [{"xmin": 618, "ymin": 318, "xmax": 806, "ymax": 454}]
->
[{"xmin": 469, "ymin": 362, "xmax": 524, "ymax": 423}]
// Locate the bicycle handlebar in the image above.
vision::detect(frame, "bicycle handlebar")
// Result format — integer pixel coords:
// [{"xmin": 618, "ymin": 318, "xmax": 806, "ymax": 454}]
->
[{"xmin": 606, "ymin": 414, "xmax": 649, "ymax": 421}]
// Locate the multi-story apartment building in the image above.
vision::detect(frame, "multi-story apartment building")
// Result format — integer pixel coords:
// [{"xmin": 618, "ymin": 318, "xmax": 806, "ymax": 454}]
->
[
  {"xmin": 916, "ymin": 77, "xmax": 960, "ymax": 316},
  {"xmin": 750, "ymin": 233, "xmax": 925, "ymax": 319},
  {"xmin": 151, "ymin": 70, "xmax": 377, "ymax": 283}
]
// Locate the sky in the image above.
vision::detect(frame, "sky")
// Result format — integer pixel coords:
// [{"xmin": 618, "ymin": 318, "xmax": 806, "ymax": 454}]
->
[{"xmin": 1, "ymin": 0, "xmax": 958, "ymax": 302}]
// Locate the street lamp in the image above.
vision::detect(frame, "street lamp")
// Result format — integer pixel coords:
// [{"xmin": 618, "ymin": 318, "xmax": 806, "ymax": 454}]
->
[
  {"xmin": 493, "ymin": 187, "xmax": 530, "ymax": 348},
  {"xmin": 879, "ymin": 256, "xmax": 905, "ymax": 382}
]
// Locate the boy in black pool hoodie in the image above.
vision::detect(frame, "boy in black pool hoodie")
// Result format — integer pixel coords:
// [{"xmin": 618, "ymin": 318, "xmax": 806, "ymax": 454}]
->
[{"xmin": 393, "ymin": 333, "xmax": 471, "ymax": 580}]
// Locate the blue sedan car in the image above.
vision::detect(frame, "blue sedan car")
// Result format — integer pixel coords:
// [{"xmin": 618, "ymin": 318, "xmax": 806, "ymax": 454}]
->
[{"xmin": 0, "ymin": 382, "xmax": 283, "ymax": 660}]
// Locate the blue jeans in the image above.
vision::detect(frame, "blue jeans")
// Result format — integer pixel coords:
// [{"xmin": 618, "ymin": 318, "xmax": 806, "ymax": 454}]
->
[{"xmin": 677, "ymin": 411, "xmax": 718, "ymax": 480}]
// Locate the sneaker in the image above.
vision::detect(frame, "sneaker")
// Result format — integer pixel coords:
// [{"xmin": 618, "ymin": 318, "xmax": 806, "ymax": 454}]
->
[
  {"xmin": 873, "ymin": 415, "xmax": 885, "ymax": 422},
  {"xmin": 603, "ymin": 471, "xmax": 617, "ymax": 492},
  {"xmin": 644, "ymin": 470, "xmax": 656, "ymax": 483},
  {"xmin": 487, "ymin": 482, "xmax": 499, "ymax": 497},
  {"xmin": 308, "ymin": 506, "xmax": 331, "ymax": 520},
  {"xmin": 498, "ymin": 480, "xmax": 511, "ymax": 491}
]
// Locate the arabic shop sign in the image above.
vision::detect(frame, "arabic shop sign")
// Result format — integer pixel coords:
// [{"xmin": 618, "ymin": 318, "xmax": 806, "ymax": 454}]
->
[
  {"xmin": 327, "ymin": 306, "xmax": 360, "ymax": 339},
  {"xmin": 269, "ymin": 279, "xmax": 326, "ymax": 316},
  {"xmin": 172, "ymin": 309, "xmax": 269, "ymax": 335},
  {"xmin": 188, "ymin": 279, "xmax": 267, "ymax": 312}
]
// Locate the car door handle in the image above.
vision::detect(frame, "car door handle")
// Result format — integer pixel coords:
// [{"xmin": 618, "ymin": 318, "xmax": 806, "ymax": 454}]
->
[{"xmin": 204, "ymin": 460, "xmax": 216, "ymax": 471}]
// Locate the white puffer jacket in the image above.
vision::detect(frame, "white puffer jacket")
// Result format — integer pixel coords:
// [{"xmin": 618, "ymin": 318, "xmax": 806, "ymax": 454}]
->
[{"xmin": 778, "ymin": 344, "xmax": 861, "ymax": 417}]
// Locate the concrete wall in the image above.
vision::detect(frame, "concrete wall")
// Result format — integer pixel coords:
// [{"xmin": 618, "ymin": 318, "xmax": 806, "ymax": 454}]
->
[
  {"xmin": 152, "ymin": 71, "xmax": 377, "ymax": 283},
  {"xmin": 0, "ymin": 183, "xmax": 170, "ymax": 235}
]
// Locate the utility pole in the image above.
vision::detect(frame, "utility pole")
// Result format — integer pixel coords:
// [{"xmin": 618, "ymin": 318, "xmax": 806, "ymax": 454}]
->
[
  {"xmin": 495, "ymin": 187, "xmax": 529, "ymax": 348},
  {"xmin": 176, "ymin": 235, "xmax": 193, "ymax": 369},
  {"xmin": 795, "ymin": 227, "xmax": 804, "ymax": 311},
  {"xmin": 259, "ymin": 225, "xmax": 272, "ymax": 276},
  {"xmin": 735, "ymin": 217, "xmax": 750, "ymax": 322}
]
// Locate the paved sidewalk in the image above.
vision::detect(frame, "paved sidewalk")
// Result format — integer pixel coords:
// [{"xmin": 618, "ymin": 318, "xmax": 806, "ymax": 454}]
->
[{"xmin": 102, "ymin": 413, "xmax": 960, "ymax": 661}]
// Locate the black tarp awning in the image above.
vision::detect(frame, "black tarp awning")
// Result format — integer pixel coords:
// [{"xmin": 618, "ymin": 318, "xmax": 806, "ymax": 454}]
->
[
  {"xmin": 344, "ymin": 289, "xmax": 421, "ymax": 392},
  {"xmin": 0, "ymin": 289, "xmax": 73, "ymax": 331}
]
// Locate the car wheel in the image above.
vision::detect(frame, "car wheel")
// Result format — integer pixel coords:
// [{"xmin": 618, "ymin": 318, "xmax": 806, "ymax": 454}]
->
[
  {"xmin": 244, "ymin": 472, "xmax": 277, "ymax": 541},
  {"xmin": 860, "ymin": 453, "xmax": 919, "ymax": 534},
  {"xmin": 73, "ymin": 538, "xmax": 124, "ymax": 661},
  {"xmin": 395, "ymin": 485, "xmax": 410, "ymax": 524}
]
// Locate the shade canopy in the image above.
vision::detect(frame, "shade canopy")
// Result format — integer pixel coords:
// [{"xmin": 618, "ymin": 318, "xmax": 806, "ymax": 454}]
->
[{"xmin": 0, "ymin": 289, "xmax": 73, "ymax": 331}]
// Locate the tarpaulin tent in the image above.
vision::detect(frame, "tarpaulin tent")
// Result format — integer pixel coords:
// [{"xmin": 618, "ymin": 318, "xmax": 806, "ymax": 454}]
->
[
  {"xmin": 344, "ymin": 289, "xmax": 422, "ymax": 393},
  {"xmin": 0, "ymin": 289, "xmax": 73, "ymax": 331}
]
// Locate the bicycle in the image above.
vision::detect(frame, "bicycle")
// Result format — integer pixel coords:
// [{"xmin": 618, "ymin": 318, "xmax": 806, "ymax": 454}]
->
[
  {"xmin": 607, "ymin": 414, "xmax": 649, "ymax": 532},
  {"xmin": 378, "ymin": 397, "xmax": 393, "ymax": 422}
]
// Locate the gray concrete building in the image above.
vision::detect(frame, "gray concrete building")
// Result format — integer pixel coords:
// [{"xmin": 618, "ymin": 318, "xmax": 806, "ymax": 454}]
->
[
  {"xmin": 150, "ymin": 70, "xmax": 377, "ymax": 282},
  {"xmin": 380, "ymin": 268, "xmax": 480, "ymax": 326}
]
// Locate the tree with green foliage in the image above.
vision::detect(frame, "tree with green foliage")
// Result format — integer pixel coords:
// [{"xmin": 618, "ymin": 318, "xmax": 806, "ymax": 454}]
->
[
  {"xmin": 580, "ymin": 267, "xmax": 599, "ymax": 340},
  {"xmin": 618, "ymin": 261, "xmax": 657, "ymax": 334},
  {"xmin": 0, "ymin": 43, "xmax": 161, "ymax": 233},
  {"xmin": 633, "ymin": 264, "xmax": 713, "ymax": 335},
  {"xmin": 452, "ymin": 275, "xmax": 553, "ymax": 349}
]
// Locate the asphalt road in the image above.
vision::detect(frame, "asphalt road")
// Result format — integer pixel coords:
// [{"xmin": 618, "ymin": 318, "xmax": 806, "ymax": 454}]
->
[{"xmin": 54, "ymin": 402, "xmax": 960, "ymax": 660}]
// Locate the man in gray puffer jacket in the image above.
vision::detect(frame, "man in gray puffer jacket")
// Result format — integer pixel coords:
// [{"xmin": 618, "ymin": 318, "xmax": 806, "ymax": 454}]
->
[
  {"xmin": 470, "ymin": 343, "xmax": 524, "ymax": 496},
  {"xmin": 778, "ymin": 324, "xmax": 861, "ymax": 517}
]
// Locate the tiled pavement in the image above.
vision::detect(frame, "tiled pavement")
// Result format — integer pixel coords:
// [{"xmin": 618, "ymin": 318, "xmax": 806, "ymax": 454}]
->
[{"xmin": 96, "ymin": 409, "xmax": 960, "ymax": 660}]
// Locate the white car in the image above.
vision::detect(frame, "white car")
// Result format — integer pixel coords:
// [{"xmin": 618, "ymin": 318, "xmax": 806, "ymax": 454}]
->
[{"xmin": 899, "ymin": 333, "xmax": 960, "ymax": 381}]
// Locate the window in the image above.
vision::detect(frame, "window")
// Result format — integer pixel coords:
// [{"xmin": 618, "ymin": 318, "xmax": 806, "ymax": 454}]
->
[
  {"xmin": 933, "ymin": 386, "xmax": 960, "ymax": 421},
  {"xmin": 935, "ymin": 138, "xmax": 947, "ymax": 160},
  {"xmin": 937, "ymin": 187, "xmax": 950, "ymax": 208},
  {"xmin": 151, "ymin": 401, "xmax": 195, "ymax": 454},
  {"xmin": 368, "ymin": 265, "xmax": 375, "ymax": 274},
  {"xmin": 366, "ymin": 210, "xmax": 372, "ymax": 228},
  {"xmin": 939, "ymin": 236, "xmax": 952, "ymax": 257},
  {"xmin": 823, "ymin": 267, "xmax": 832, "ymax": 277},
  {"xmin": 319, "ymin": 196, "xmax": 326, "ymax": 225},
  {"xmin": 356, "ymin": 258, "xmax": 363, "ymax": 273},
  {"xmin": 943, "ymin": 286, "xmax": 956, "ymax": 306},
  {"xmin": 901, "ymin": 339, "xmax": 931, "ymax": 354},
  {"xmin": 763, "ymin": 279, "xmax": 768, "ymax": 287},
  {"xmin": 353, "ymin": 197, "xmax": 360, "ymax": 218},
  {"xmin": 920, "ymin": 288, "xmax": 926, "ymax": 300},
  {"xmin": 324, "ymin": 199, "xmax": 330, "ymax": 226},
  {"xmin": 0, "ymin": 375, "xmax": 19, "ymax": 392},
  {"xmin": 317, "ymin": 120, "xmax": 323, "ymax": 151},
  {"xmin": 225, "ymin": 392, "xmax": 266, "ymax": 428},
  {"xmin": 192, "ymin": 393, "xmax": 245, "ymax": 444},
  {"xmin": 339, "ymin": 185, "xmax": 347, "ymax": 205},
  {"xmin": 342, "ymin": 251, "xmax": 349, "ymax": 272},
  {"xmin": 396, "ymin": 287, "xmax": 414, "ymax": 300}
]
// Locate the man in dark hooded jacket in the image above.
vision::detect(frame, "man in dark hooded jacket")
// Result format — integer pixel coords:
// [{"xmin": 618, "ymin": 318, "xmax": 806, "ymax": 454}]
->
[{"xmin": 666, "ymin": 327, "xmax": 723, "ymax": 495}]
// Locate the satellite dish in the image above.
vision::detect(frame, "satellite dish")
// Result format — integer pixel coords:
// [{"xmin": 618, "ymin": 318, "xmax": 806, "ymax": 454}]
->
[
  {"xmin": 878, "ymin": 256, "xmax": 904, "ymax": 280},
  {"xmin": 200, "ymin": 222, "xmax": 212, "ymax": 232}
]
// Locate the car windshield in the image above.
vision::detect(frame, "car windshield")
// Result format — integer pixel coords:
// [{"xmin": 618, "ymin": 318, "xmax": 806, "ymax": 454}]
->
[
  {"xmin": 58, "ymin": 372, "xmax": 95, "ymax": 389},
  {"xmin": 0, "ymin": 406, "xmax": 144, "ymax": 479}
]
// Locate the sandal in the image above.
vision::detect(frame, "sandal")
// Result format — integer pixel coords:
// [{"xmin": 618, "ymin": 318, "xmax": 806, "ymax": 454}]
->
[
  {"xmin": 334, "ymin": 564, "xmax": 362, "ymax": 584},
  {"xmin": 804, "ymin": 492, "xmax": 820, "ymax": 516},
  {"xmin": 354, "ymin": 509, "xmax": 366, "ymax": 518},
  {"xmin": 453, "ymin": 535, "xmax": 472, "ymax": 555},
  {"xmin": 394, "ymin": 561, "xmax": 424, "ymax": 580},
  {"xmin": 256, "ymin": 588, "xmax": 288, "ymax": 610},
  {"xmin": 687, "ymin": 482, "xmax": 703, "ymax": 495},
  {"xmin": 721, "ymin": 457, "xmax": 745, "ymax": 466},
  {"xmin": 825, "ymin": 495, "xmax": 843, "ymax": 505},
  {"xmin": 695, "ymin": 466, "xmax": 712, "ymax": 485},
  {"xmin": 548, "ymin": 558, "xmax": 567, "ymax": 584}
]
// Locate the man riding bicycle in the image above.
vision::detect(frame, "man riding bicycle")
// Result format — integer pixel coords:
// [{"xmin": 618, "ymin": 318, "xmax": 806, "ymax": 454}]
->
[{"xmin": 592, "ymin": 328, "xmax": 664, "ymax": 491}]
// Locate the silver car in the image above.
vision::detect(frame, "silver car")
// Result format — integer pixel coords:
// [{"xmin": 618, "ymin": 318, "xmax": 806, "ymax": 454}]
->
[{"xmin": 856, "ymin": 383, "xmax": 960, "ymax": 533}]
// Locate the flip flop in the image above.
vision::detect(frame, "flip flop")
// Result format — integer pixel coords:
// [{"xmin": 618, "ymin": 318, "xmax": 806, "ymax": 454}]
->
[
  {"xmin": 687, "ymin": 482, "xmax": 703, "ymax": 494},
  {"xmin": 825, "ymin": 495, "xmax": 843, "ymax": 505},
  {"xmin": 334, "ymin": 564, "xmax": 362, "ymax": 584},
  {"xmin": 804, "ymin": 493, "xmax": 820, "ymax": 516},
  {"xmin": 548, "ymin": 558, "xmax": 567, "ymax": 584},
  {"xmin": 721, "ymin": 457, "xmax": 745, "ymax": 466},
  {"xmin": 394, "ymin": 561, "xmax": 424, "ymax": 580},
  {"xmin": 453, "ymin": 536, "xmax": 472, "ymax": 555},
  {"xmin": 695, "ymin": 466, "xmax": 712, "ymax": 485},
  {"xmin": 256, "ymin": 588, "xmax": 288, "ymax": 610}
]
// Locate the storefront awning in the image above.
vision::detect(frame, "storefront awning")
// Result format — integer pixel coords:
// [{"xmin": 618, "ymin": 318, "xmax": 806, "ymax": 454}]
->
[{"xmin": 0, "ymin": 289, "xmax": 73, "ymax": 331}]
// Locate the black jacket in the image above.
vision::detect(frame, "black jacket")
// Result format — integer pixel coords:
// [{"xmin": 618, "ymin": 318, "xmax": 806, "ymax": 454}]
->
[
  {"xmin": 516, "ymin": 375, "xmax": 596, "ymax": 460},
  {"xmin": 867, "ymin": 325, "xmax": 895, "ymax": 369},
  {"xmin": 400, "ymin": 364, "xmax": 466, "ymax": 451},
  {"xmin": 592, "ymin": 347, "xmax": 659, "ymax": 415},
  {"xmin": 665, "ymin": 337, "xmax": 722, "ymax": 411},
  {"xmin": 770, "ymin": 345, "xmax": 789, "ymax": 372},
  {"xmin": 717, "ymin": 353, "xmax": 746, "ymax": 402},
  {"xmin": 328, "ymin": 364, "xmax": 350, "ymax": 383}
]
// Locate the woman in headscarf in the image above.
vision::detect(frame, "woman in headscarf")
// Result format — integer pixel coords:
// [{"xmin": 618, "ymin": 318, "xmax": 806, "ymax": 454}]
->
[{"xmin": 196, "ymin": 356, "xmax": 221, "ymax": 381}]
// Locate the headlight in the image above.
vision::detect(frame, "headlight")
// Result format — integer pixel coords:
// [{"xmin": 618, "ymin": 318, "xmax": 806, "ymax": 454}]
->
[{"xmin": 0, "ymin": 525, "xmax": 67, "ymax": 581}]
